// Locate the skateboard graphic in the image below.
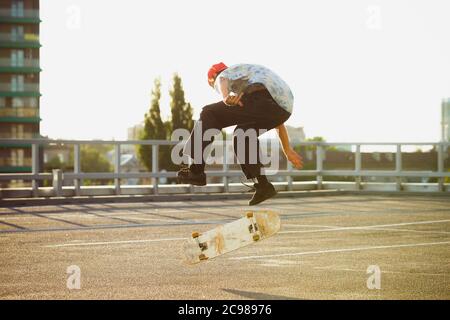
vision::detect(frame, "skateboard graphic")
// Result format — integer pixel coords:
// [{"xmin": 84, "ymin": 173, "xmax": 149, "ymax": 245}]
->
[{"xmin": 183, "ymin": 210, "xmax": 281, "ymax": 264}]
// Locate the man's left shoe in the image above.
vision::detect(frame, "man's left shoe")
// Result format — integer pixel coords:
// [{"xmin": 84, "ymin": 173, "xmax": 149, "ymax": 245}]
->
[
  {"xmin": 177, "ymin": 166, "xmax": 207, "ymax": 186},
  {"xmin": 249, "ymin": 182, "xmax": 277, "ymax": 206}
]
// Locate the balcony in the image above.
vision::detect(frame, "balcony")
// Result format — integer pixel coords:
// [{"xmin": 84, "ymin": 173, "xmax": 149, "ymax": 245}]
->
[
  {"xmin": 0, "ymin": 107, "xmax": 40, "ymax": 123},
  {"xmin": 0, "ymin": 156, "xmax": 32, "ymax": 173},
  {"xmin": 0, "ymin": 132, "xmax": 39, "ymax": 148},
  {"xmin": 0, "ymin": 9, "xmax": 40, "ymax": 23},
  {"xmin": 0, "ymin": 33, "xmax": 40, "ymax": 48},
  {"xmin": 0, "ymin": 58, "xmax": 40, "ymax": 73},
  {"xmin": 0, "ymin": 157, "xmax": 32, "ymax": 167},
  {"xmin": 0, "ymin": 82, "xmax": 40, "ymax": 97}
]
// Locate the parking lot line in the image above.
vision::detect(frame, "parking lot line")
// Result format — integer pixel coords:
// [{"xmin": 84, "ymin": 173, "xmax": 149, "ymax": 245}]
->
[
  {"xmin": 44, "ymin": 237, "xmax": 186, "ymax": 248},
  {"xmin": 229, "ymin": 241, "xmax": 450, "ymax": 260}
]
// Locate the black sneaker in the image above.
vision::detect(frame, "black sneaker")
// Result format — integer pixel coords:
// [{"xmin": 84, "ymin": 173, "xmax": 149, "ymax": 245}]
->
[
  {"xmin": 249, "ymin": 182, "xmax": 277, "ymax": 206},
  {"xmin": 177, "ymin": 167, "xmax": 206, "ymax": 186}
]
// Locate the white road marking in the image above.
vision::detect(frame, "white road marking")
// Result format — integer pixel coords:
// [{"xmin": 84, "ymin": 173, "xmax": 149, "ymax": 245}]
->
[
  {"xmin": 313, "ymin": 266, "xmax": 447, "ymax": 277},
  {"xmin": 112, "ymin": 216, "xmax": 177, "ymax": 222},
  {"xmin": 44, "ymin": 237, "xmax": 186, "ymax": 248},
  {"xmin": 367, "ymin": 227, "xmax": 450, "ymax": 235},
  {"xmin": 229, "ymin": 241, "xmax": 450, "ymax": 260},
  {"xmin": 280, "ymin": 219, "xmax": 450, "ymax": 234},
  {"xmin": 283, "ymin": 224, "xmax": 337, "ymax": 229},
  {"xmin": 0, "ymin": 210, "xmax": 186, "ymax": 220}
]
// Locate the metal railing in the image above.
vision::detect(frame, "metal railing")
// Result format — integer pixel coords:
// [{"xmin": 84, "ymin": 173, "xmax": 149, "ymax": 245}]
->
[
  {"xmin": 0, "ymin": 83, "xmax": 39, "ymax": 92},
  {"xmin": 0, "ymin": 139, "xmax": 449, "ymax": 198},
  {"xmin": 0, "ymin": 107, "xmax": 39, "ymax": 117},
  {"xmin": 0, "ymin": 58, "xmax": 39, "ymax": 68},
  {"xmin": 0, "ymin": 9, "xmax": 40, "ymax": 19},
  {"xmin": 0, "ymin": 33, "xmax": 39, "ymax": 42},
  {"xmin": 0, "ymin": 157, "xmax": 32, "ymax": 167},
  {"xmin": 0, "ymin": 133, "xmax": 39, "ymax": 139}
]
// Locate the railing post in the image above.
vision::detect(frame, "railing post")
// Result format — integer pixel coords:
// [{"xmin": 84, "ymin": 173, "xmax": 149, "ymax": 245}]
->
[
  {"xmin": 187, "ymin": 154, "xmax": 194, "ymax": 194},
  {"xmin": 114, "ymin": 144, "xmax": 121, "ymax": 195},
  {"xmin": 395, "ymin": 144, "xmax": 402, "ymax": 191},
  {"xmin": 316, "ymin": 144, "xmax": 323, "ymax": 190},
  {"xmin": 287, "ymin": 161, "xmax": 293, "ymax": 191},
  {"xmin": 223, "ymin": 141, "xmax": 229, "ymax": 193},
  {"xmin": 74, "ymin": 144, "xmax": 81, "ymax": 196},
  {"xmin": 355, "ymin": 144, "xmax": 361, "ymax": 190},
  {"xmin": 52, "ymin": 169, "xmax": 62, "ymax": 197},
  {"xmin": 31, "ymin": 143, "xmax": 39, "ymax": 197},
  {"xmin": 437, "ymin": 143, "xmax": 444, "ymax": 192},
  {"xmin": 152, "ymin": 144, "xmax": 159, "ymax": 195}
]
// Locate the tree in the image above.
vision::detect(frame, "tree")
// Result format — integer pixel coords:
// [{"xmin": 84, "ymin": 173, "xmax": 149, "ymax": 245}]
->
[
  {"xmin": 137, "ymin": 78, "xmax": 167, "ymax": 172},
  {"xmin": 44, "ymin": 155, "xmax": 65, "ymax": 172},
  {"xmin": 80, "ymin": 145, "xmax": 113, "ymax": 185},
  {"xmin": 169, "ymin": 73, "xmax": 194, "ymax": 133},
  {"xmin": 163, "ymin": 73, "xmax": 194, "ymax": 173}
]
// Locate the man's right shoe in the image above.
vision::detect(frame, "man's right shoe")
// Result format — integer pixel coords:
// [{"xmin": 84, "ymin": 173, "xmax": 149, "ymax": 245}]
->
[
  {"xmin": 176, "ymin": 167, "xmax": 207, "ymax": 186},
  {"xmin": 249, "ymin": 182, "xmax": 277, "ymax": 206}
]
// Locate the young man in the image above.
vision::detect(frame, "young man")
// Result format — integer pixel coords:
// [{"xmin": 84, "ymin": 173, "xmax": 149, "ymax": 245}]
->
[{"xmin": 177, "ymin": 62, "xmax": 303, "ymax": 205}]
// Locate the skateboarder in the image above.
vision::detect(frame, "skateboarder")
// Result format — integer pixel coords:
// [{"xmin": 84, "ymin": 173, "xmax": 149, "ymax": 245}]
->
[{"xmin": 177, "ymin": 62, "xmax": 303, "ymax": 205}]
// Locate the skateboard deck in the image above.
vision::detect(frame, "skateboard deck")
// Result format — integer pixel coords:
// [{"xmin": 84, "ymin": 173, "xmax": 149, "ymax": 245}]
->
[{"xmin": 183, "ymin": 210, "xmax": 280, "ymax": 264}]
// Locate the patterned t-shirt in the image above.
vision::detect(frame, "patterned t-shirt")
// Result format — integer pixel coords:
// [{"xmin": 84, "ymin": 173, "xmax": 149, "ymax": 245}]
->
[{"xmin": 214, "ymin": 63, "xmax": 294, "ymax": 113}]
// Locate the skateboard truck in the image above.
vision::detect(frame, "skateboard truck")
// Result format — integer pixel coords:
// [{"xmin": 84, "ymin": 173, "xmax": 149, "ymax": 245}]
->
[
  {"xmin": 246, "ymin": 211, "xmax": 260, "ymax": 241},
  {"xmin": 192, "ymin": 231, "xmax": 208, "ymax": 252}
]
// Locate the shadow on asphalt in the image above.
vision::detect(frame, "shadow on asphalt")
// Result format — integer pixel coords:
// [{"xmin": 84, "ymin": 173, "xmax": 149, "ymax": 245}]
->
[{"xmin": 222, "ymin": 288, "xmax": 301, "ymax": 300}]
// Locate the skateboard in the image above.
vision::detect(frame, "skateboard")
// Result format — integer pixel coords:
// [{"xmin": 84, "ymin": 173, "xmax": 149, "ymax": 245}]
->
[{"xmin": 183, "ymin": 210, "xmax": 281, "ymax": 264}]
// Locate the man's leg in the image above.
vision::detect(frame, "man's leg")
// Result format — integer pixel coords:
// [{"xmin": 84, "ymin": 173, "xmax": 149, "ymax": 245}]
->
[
  {"xmin": 232, "ymin": 91, "xmax": 292, "ymax": 205},
  {"xmin": 233, "ymin": 122, "xmax": 277, "ymax": 205},
  {"xmin": 178, "ymin": 100, "xmax": 261, "ymax": 185}
]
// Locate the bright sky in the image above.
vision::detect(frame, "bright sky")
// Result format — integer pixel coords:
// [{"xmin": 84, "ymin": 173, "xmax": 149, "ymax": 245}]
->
[{"xmin": 40, "ymin": 0, "xmax": 450, "ymax": 142}]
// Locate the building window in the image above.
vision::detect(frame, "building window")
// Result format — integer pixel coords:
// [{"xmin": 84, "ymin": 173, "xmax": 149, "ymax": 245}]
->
[
  {"xmin": 11, "ymin": 75, "xmax": 24, "ymax": 92},
  {"xmin": 12, "ymin": 97, "xmax": 24, "ymax": 108},
  {"xmin": 11, "ymin": 149, "xmax": 25, "ymax": 166},
  {"xmin": 11, "ymin": 26, "xmax": 24, "ymax": 41},
  {"xmin": 11, "ymin": 50, "xmax": 25, "ymax": 67},
  {"xmin": 11, "ymin": 124, "xmax": 24, "ymax": 139},
  {"xmin": 11, "ymin": 1, "xmax": 25, "ymax": 17}
]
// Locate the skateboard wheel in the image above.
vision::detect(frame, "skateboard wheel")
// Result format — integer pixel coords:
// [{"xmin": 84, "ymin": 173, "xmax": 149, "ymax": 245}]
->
[
  {"xmin": 253, "ymin": 234, "xmax": 260, "ymax": 241},
  {"xmin": 192, "ymin": 232, "xmax": 200, "ymax": 239},
  {"xmin": 199, "ymin": 254, "xmax": 208, "ymax": 261},
  {"xmin": 246, "ymin": 211, "xmax": 253, "ymax": 218}
]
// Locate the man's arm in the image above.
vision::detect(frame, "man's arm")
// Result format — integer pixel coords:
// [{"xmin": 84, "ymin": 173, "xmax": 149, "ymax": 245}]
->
[
  {"xmin": 276, "ymin": 123, "xmax": 303, "ymax": 169},
  {"xmin": 219, "ymin": 78, "xmax": 243, "ymax": 107}
]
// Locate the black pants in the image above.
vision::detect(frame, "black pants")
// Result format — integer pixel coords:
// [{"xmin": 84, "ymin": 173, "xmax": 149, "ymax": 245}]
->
[{"xmin": 184, "ymin": 90, "xmax": 291, "ymax": 179}]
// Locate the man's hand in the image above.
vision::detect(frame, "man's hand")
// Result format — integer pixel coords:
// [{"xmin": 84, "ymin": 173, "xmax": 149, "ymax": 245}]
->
[
  {"xmin": 224, "ymin": 92, "xmax": 244, "ymax": 107},
  {"xmin": 285, "ymin": 147, "xmax": 303, "ymax": 169}
]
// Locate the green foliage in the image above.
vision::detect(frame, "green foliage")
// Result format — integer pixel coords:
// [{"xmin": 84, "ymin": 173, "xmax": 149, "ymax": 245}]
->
[
  {"xmin": 169, "ymin": 73, "xmax": 194, "ymax": 133},
  {"xmin": 80, "ymin": 145, "xmax": 113, "ymax": 185},
  {"xmin": 295, "ymin": 136, "xmax": 337, "ymax": 152},
  {"xmin": 136, "ymin": 74, "xmax": 195, "ymax": 175},
  {"xmin": 44, "ymin": 155, "xmax": 66, "ymax": 172},
  {"xmin": 137, "ymin": 78, "xmax": 167, "ymax": 172}
]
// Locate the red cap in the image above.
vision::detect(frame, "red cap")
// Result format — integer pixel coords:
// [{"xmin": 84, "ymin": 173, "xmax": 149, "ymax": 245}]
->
[{"xmin": 207, "ymin": 62, "xmax": 228, "ymax": 82}]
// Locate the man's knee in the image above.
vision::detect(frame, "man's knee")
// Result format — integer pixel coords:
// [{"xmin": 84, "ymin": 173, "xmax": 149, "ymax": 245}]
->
[{"xmin": 200, "ymin": 106, "xmax": 214, "ymax": 121}]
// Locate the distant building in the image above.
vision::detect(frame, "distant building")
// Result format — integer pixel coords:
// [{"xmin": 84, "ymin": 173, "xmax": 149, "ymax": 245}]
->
[
  {"xmin": 106, "ymin": 149, "xmax": 146, "ymax": 185},
  {"xmin": 44, "ymin": 144, "xmax": 71, "ymax": 165},
  {"xmin": 0, "ymin": 0, "xmax": 41, "ymax": 186},
  {"xmin": 442, "ymin": 98, "xmax": 450, "ymax": 142},
  {"xmin": 285, "ymin": 125, "xmax": 305, "ymax": 145},
  {"xmin": 127, "ymin": 122, "xmax": 144, "ymax": 140}
]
